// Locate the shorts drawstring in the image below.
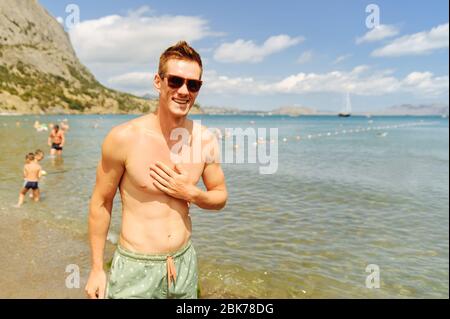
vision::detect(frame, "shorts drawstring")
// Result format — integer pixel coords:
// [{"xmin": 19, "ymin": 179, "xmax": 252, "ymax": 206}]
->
[{"xmin": 166, "ymin": 256, "xmax": 177, "ymax": 287}]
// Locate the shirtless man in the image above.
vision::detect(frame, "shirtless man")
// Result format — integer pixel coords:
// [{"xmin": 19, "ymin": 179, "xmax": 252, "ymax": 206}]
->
[
  {"xmin": 85, "ymin": 41, "xmax": 228, "ymax": 299},
  {"xmin": 48, "ymin": 124, "xmax": 65, "ymax": 156},
  {"xmin": 15, "ymin": 153, "xmax": 41, "ymax": 207}
]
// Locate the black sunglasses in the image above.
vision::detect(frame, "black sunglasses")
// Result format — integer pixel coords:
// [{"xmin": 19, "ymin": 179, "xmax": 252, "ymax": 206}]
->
[{"xmin": 161, "ymin": 74, "xmax": 203, "ymax": 93}]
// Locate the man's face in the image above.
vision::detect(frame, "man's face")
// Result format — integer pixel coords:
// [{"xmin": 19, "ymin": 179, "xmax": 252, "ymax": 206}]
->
[{"xmin": 154, "ymin": 59, "xmax": 202, "ymax": 118}]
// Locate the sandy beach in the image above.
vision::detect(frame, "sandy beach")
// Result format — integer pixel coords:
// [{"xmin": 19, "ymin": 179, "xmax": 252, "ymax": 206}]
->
[
  {"xmin": 0, "ymin": 205, "xmax": 241, "ymax": 299},
  {"xmin": 0, "ymin": 206, "xmax": 116, "ymax": 298}
]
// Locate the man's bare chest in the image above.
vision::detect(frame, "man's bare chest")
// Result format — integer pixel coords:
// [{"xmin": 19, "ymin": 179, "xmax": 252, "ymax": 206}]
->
[{"xmin": 122, "ymin": 135, "xmax": 205, "ymax": 193}]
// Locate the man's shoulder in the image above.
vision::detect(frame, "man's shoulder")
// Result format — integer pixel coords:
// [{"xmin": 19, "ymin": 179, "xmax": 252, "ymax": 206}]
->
[
  {"xmin": 104, "ymin": 114, "xmax": 152, "ymax": 150},
  {"xmin": 106, "ymin": 116, "xmax": 142, "ymax": 142}
]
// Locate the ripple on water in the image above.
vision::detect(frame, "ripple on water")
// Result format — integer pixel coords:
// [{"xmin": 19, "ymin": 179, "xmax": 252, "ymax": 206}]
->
[{"xmin": 1, "ymin": 115, "xmax": 448, "ymax": 298}]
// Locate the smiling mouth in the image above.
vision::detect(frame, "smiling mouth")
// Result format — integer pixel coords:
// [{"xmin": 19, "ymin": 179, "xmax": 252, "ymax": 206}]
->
[{"xmin": 172, "ymin": 97, "xmax": 190, "ymax": 105}]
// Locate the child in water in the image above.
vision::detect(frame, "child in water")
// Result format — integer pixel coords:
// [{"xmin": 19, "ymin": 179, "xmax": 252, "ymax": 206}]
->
[
  {"xmin": 15, "ymin": 153, "xmax": 41, "ymax": 207},
  {"xmin": 34, "ymin": 149, "xmax": 46, "ymax": 176},
  {"xmin": 29, "ymin": 149, "xmax": 46, "ymax": 198}
]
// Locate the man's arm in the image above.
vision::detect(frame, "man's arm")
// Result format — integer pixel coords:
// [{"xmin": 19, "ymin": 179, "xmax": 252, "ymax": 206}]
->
[
  {"xmin": 85, "ymin": 127, "xmax": 126, "ymax": 299},
  {"xmin": 60, "ymin": 132, "xmax": 65, "ymax": 147},
  {"xmin": 191, "ymin": 162, "xmax": 227, "ymax": 210},
  {"xmin": 47, "ymin": 133, "xmax": 52, "ymax": 146},
  {"xmin": 191, "ymin": 128, "xmax": 227, "ymax": 210}
]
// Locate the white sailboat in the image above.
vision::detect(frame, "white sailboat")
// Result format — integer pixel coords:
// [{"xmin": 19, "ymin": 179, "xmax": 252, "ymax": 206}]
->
[{"xmin": 338, "ymin": 91, "xmax": 351, "ymax": 117}]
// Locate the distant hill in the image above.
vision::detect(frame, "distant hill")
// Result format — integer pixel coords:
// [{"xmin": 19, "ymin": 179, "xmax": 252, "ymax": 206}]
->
[
  {"xmin": 196, "ymin": 106, "xmax": 241, "ymax": 115},
  {"xmin": 378, "ymin": 103, "xmax": 449, "ymax": 116},
  {"xmin": 0, "ymin": 0, "xmax": 158, "ymax": 114},
  {"xmin": 195, "ymin": 103, "xmax": 450, "ymax": 116},
  {"xmin": 141, "ymin": 93, "xmax": 159, "ymax": 100},
  {"xmin": 271, "ymin": 106, "xmax": 318, "ymax": 115},
  {"xmin": 198, "ymin": 105, "xmax": 323, "ymax": 115}
]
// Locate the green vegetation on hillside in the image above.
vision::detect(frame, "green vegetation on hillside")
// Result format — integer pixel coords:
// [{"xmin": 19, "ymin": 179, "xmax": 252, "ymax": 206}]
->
[{"xmin": 0, "ymin": 59, "xmax": 154, "ymax": 113}]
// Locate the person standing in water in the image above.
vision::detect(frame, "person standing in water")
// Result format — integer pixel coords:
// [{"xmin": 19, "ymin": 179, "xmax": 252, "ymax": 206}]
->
[
  {"xmin": 29, "ymin": 149, "xmax": 46, "ymax": 199},
  {"xmin": 85, "ymin": 41, "xmax": 228, "ymax": 299},
  {"xmin": 48, "ymin": 124, "xmax": 65, "ymax": 156},
  {"xmin": 15, "ymin": 153, "xmax": 41, "ymax": 207}
]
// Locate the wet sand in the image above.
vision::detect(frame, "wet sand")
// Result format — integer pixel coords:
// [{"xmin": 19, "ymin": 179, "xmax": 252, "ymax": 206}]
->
[
  {"xmin": 0, "ymin": 207, "xmax": 115, "ymax": 298},
  {"xmin": 0, "ymin": 207, "xmax": 238, "ymax": 299}
]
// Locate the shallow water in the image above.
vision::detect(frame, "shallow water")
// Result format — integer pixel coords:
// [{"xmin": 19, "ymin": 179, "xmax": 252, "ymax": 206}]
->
[{"xmin": 0, "ymin": 114, "xmax": 448, "ymax": 298}]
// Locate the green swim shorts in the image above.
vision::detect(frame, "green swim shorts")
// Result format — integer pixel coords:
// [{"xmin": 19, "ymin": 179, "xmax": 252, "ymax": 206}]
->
[{"xmin": 106, "ymin": 240, "xmax": 198, "ymax": 299}]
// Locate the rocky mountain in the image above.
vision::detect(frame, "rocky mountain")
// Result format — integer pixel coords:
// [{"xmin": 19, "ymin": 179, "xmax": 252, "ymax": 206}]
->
[{"xmin": 0, "ymin": 0, "xmax": 158, "ymax": 114}]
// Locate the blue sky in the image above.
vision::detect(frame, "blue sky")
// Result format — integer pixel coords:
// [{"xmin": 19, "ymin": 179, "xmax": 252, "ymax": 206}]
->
[{"xmin": 39, "ymin": 0, "xmax": 449, "ymax": 112}]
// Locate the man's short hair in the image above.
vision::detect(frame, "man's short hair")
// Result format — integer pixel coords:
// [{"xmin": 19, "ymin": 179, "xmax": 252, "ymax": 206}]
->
[
  {"xmin": 26, "ymin": 153, "xmax": 35, "ymax": 161},
  {"xmin": 158, "ymin": 41, "xmax": 203, "ymax": 79}
]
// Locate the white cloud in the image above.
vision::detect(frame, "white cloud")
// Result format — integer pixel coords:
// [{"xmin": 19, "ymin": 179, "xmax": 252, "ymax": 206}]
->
[
  {"xmin": 333, "ymin": 54, "xmax": 352, "ymax": 64},
  {"xmin": 402, "ymin": 72, "xmax": 449, "ymax": 95},
  {"xmin": 356, "ymin": 24, "xmax": 400, "ymax": 44},
  {"xmin": 202, "ymin": 70, "xmax": 268, "ymax": 95},
  {"xmin": 273, "ymin": 68, "xmax": 448, "ymax": 96},
  {"xmin": 297, "ymin": 50, "xmax": 313, "ymax": 64},
  {"xmin": 202, "ymin": 66, "xmax": 448, "ymax": 97},
  {"xmin": 213, "ymin": 35, "xmax": 304, "ymax": 63},
  {"xmin": 107, "ymin": 72, "xmax": 154, "ymax": 95},
  {"xmin": 372, "ymin": 22, "xmax": 449, "ymax": 57},
  {"xmin": 68, "ymin": 7, "xmax": 216, "ymax": 65},
  {"xmin": 108, "ymin": 67, "xmax": 448, "ymax": 99},
  {"xmin": 273, "ymin": 66, "xmax": 392, "ymax": 94}
]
